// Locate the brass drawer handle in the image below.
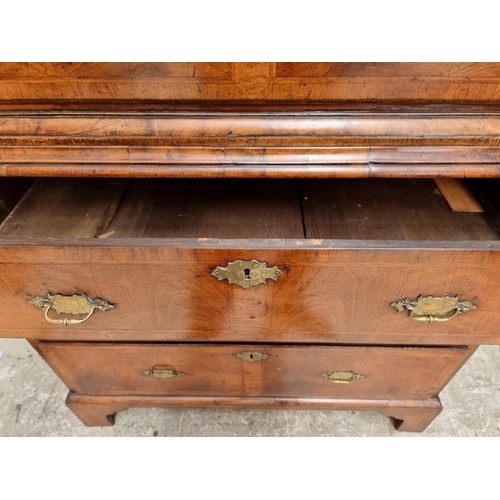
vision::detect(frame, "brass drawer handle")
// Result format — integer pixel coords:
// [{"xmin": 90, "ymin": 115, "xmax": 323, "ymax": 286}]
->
[
  {"xmin": 212, "ymin": 260, "xmax": 282, "ymax": 289},
  {"xmin": 322, "ymin": 371, "xmax": 364, "ymax": 384},
  {"xmin": 44, "ymin": 304, "xmax": 96, "ymax": 326},
  {"xmin": 143, "ymin": 368, "xmax": 185, "ymax": 379},
  {"xmin": 390, "ymin": 294, "xmax": 477, "ymax": 323},
  {"xmin": 29, "ymin": 293, "xmax": 114, "ymax": 326}
]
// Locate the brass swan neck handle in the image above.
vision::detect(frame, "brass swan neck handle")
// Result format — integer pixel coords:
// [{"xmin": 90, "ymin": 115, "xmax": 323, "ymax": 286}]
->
[
  {"xmin": 390, "ymin": 295, "xmax": 477, "ymax": 323},
  {"xmin": 29, "ymin": 293, "xmax": 114, "ymax": 326}
]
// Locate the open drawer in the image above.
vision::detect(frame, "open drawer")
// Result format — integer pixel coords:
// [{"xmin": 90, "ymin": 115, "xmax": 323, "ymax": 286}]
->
[{"xmin": 0, "ymin": 177, "xmax": 499, "ymax": 345}]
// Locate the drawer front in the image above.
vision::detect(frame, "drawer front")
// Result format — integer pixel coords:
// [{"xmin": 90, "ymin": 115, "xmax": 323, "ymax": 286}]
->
[
  {"xmin": 1, "ymin": 242, "xmax": 500, "ymax": 345},
  {"xmin": 37, "ymin": 342, "xmax": 473, "ymax": 400}
]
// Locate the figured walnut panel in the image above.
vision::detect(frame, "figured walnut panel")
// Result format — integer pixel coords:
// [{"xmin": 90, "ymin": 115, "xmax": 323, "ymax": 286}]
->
[
  {"xmin": 267, "ymin": 63, "xmax": 500, "ymax": 101},
  {"xmin": 3, "ymin": 63, "xmax": 500, "ymax": 100},
  {"xmin": 0, "ymin": 63, "xmax": 270, "ymax": 100},
  {"xmin": 275, "ymin": 63, "xmax": 500, "ymax": 79},
  {"xmin": 36, "ymin": 342, "xmax": 472, "ymax": 400},
  {"xmin": 1, "ymin": 243, "xmax": 500, "ymax": 345},
  {"xmin": 0, "ymin": 63, "xmax": 234, "ymax": 79}
]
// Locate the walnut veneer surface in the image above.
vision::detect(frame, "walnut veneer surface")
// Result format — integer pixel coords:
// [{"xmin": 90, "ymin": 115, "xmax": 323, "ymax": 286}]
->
[{"xmin": 1, "ymin": 63, "xmax": 500, "ymax": 432}]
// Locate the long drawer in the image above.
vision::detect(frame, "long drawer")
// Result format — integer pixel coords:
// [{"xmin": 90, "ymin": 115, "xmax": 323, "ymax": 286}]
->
[
  {"xmin": 35, "ymin": 342, "xmax": 474, "ymax": 400},
  {"xmin": 1, "ymin": 241, "xmax": 499, "ymax": 345}
]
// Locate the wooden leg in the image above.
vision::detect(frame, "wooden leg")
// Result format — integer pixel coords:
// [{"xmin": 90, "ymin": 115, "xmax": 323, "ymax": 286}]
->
[
  {"xmin": 380, "ymin": 403, "xmax": 442, "ymax": 432},
  {"xmin": 66, "ymin": 395, "xmax": 129, "ymax": 427}
]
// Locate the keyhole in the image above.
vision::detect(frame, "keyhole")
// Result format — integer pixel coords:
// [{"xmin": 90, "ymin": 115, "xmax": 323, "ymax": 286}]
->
[
  {"xmin": 249, "ymin": 353, "xmax": 254, "ymax": 359},
  {"xmin": 243, "ymin": 268, "xmax": 251, "ymax": 280}
]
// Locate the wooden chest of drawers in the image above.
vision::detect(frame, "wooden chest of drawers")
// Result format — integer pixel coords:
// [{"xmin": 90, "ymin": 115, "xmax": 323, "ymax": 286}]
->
[{"xmin": 2, "ymin": 63, "xmax": 500, "ymax": 432}]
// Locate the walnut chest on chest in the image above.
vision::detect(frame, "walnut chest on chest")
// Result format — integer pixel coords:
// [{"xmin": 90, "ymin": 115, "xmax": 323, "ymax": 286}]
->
[{"xmin": 1, "ymin": 62, "xmax": 500, "ymax": 431}]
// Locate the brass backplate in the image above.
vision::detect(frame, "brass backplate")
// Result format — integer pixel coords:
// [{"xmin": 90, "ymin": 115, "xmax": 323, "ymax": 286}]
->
[
  {"xmin": 29, "ymin": 293, "xmax": 114, "ymax": 316},
  {"xmin": 234, "ymin": 351, "xmax": 270, "ymax": 363},
  {"xmin": 142, "ymin": 368, "xmax": 185, "ymax": 379},
  {"xmin": 212, "ymin": 260, "xmax": 282, "ymax": 289},
  {"xmin": 390, "ymin": 294, "xmax": 476, "ymax": 320},
  {"xmin": 322, "ymin": 371, "xmax": 364, "ymax": 384}
]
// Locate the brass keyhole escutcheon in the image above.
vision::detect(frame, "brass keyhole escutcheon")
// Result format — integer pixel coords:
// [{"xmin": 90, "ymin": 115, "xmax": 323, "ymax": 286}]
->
[{"xmin": 234, "ymin": 351, "xmax": 270, "ymax": 363}]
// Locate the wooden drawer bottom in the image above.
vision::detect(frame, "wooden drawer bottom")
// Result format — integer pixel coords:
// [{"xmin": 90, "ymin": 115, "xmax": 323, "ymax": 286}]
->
[{"xmin": 35, "ymin": 342, "xmax": 474, "ymax": 401}]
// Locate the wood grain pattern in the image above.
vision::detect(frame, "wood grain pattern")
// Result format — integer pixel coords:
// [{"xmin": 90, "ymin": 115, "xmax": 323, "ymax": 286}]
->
[
  {"xmin": 2, "ymin": 63, "xmax": 500, "ymax": 101},
  {"xmin": 65, "ymin": 392, "xmax": 444, "ymax": 430},
  {"xmin": 301, "ymin": 179, "xmax": 497, "ymax": 240},
  {"xmin": 98, "ymin": 180, "xmax": 157, "ymax": 238},
  {"xmin": 0, "ymin": 63, "xmax": 234, "ymax": 79},
  {"xmin": 139, "ymin": 179, "xmax": 304, "ymax": 239},
  {"xmin": 100, "ymin": 177, "xmax": 306, "ymax": 241},
  {"xmin": 5, "ymin": 164, "xmax": 500, "ymax": 179},
  {"xmin": 36, "ymin": 342, "xmax": 474, "ymax": 400},
  {"xmin": 0, "ymin": 242, "xmax": 498, "ymax": 345},
  {"xmin": 0, "ymin": 178, "xmax": 128, "ymax": 238},
  {"xmin": 275, "ymin": 63, "xmax": 500, "ymax": 79},
  {"xmin": 0, "ymin": 63, "xmax": 265, "ymax": 100},
  {"xmin": 1, "ymin": 115, "xmax": 491, "ymax": 143},
  {"xmin": 434, "ymin": 178, "xmax": 484, "ymax": 212},
  {"xmin": 1, "ymin": 109, "xmax": 500, "ymax": 178},
  {"xmin": 1, "ymin": 178, "xmax": 496, "ymax": 240},
  {"xmin": 2, "ymin": 101, "xmax": 500, "ymax": 112},
  {"xmin": 2, "ymin": 63, "xmax": 500, "ymax": 432},
  {"xmin": 266, "ymin": 62, "xmax": 500, "ymax": 101}
]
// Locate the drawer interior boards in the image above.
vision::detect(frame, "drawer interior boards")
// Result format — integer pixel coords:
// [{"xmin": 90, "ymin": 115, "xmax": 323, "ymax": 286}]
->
[{"xmin": 0, "ymin": 177, "xmax": 499, "ymax": 241}]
